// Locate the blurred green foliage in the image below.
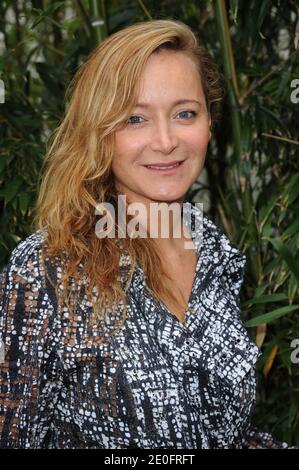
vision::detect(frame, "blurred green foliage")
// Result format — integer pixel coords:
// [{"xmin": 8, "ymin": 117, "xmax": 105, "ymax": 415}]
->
[{"xmin": 0, "ymin": 0, "xmax": 298, "ymax": 445}]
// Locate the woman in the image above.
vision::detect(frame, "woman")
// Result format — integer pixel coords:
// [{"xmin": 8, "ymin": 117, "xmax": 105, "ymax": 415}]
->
[{"xmin": 0, "ymin": 19, "xmax": 293, "ymax": 449}]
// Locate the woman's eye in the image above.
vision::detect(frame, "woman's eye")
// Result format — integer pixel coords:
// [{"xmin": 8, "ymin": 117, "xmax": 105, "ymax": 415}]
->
[
  {"xmin": 126, "ymin": 110, "xmax": 197, "ymax": 126},
  {"xmin": 127, "ymin": 115, "xmax": 144, "ymax": 125},
  {"xmin": 177, "ymin": 110, "xmax": 197, "ymax": 119}
]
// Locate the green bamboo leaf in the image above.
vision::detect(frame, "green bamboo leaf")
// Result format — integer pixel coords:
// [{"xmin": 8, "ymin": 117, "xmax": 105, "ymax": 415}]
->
[
  {"xmin": 283, "ymin": 181, "xmax": 299, "ymax": 206},
  {"xmin": 256, "ymin": 340, "xmax": 277, "ymax": 369},
  {"xmin": 288, "ymin": 273, "xmax": 298, "ymax": 302},
  {"xmin": 60, "ymin": 18, "xmax": 81, "ymax": 33},
  {"xmin": 260, "ymin": 105, "xmax": 285, "ymax": 128},
  {"xmin": 0, "ymin": 177, "xmax": 23, "ymax": 203},
  {"xmin": 277, "ymin": 207, "xmax": 288, "ymax": 226},
  {"xmin": 266, "ymin": 237, "xmax": 299, "ymax": 280},
  {"xmin": 18, "ymin": 193, "xmax": 30, "ymax": 216},
  {"xmin": 259, "ymin": 192, "xmax": 278, "ymax": 229},
  {"xmin": 30, "ymin": 15, "xmax": 44, "ymax": 29},
  {"xmin": 229, "ymin": 0, "xmax": 239, "ymax": 24},
  {"xmin": 263, "ymin": 257, "xmax": 278, "ymax": 277},
  {"xmin": 262, "ymin": 79, "xmax": 278, "ymax": 94},
  {"xmin": 0, "ymin": 236, "xmax": 9, "ymax": 252},
  {"xmin": 6, "ymin": 233, "xmax": 22, "ymax": 245},
  {"xmin": 257, "ymin": 0, "xmax": 271, "ymax": 32},
  {"xmin": 281, "ymin": 219, "xmax": 299, "ymax": 240},
  {"xmin": 288, "ymin": 401, "xmax": 299, "ymax": 427},
  {"xmin": 276, "ymin": 70, "xmax": 291, "ymax": 97},
  {"xmin": 253, "ymin": 282, "xmax": 271, "ymax": 297},
  {"xmin": 11, "ymin": 198, "xmax": 18, "ymax": 211},
  {"xmin": 241, "ymin": 293, "xmax": 288, "ymax": 307},
  {"xmin": 35, "ymin": 63, "xmax": 62, "ymax": 96},
  {"xmin": 31, "ymin": 2, "xmax": 65, "ymax": 23},
  {"xmin": 281, "ymin": 174, "xmax": 299, "ymax": 206},
  {"xmin": 245, "ymin": 305, "xmax": 299, "ymax": 327},
  {"xmin": 279, "ymin": 341, "xmax": 292, "ymax": 369},
  {"xmin": 0, "ymin": 154, "xmax": 14, "ymax": 174},
  {"xmin": 262, "ymin": 217, "xmax": 272, "ymax": 238},
  {"xmin": 240, "ymin": 115, "xmax": 252, "ymax": 154}
]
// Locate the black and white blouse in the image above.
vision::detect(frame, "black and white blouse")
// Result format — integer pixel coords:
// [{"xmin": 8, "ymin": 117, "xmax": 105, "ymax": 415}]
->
[{"xmin": 0, "ymin": 203, "xmax": 292, "ymax": 448}]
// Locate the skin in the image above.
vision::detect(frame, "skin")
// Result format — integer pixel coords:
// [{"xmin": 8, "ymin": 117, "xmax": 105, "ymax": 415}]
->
[{"xmin": 112, "ymin": 49, "xmax": 211, "ymax": 256}]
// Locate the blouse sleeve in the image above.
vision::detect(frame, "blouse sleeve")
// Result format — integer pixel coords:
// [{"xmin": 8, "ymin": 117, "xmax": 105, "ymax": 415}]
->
[
  {"xmin": 0, "ymin": 238, "xmax": 61, "ymax": 448},
  {"xmin": 242, "ymin": 425, "xmax": 297, "ymax": 449}
]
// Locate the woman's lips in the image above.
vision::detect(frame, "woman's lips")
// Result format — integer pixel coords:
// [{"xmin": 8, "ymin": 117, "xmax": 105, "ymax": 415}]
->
[{"xmin": 143, "ymin": 160, "xmax": 185, "ymax": 173}]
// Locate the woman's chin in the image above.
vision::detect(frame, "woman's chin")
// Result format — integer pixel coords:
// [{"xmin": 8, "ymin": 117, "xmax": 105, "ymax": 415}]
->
[{"xmin": 145, "ymin": 193, "xmax": 185, "ymax": 204}]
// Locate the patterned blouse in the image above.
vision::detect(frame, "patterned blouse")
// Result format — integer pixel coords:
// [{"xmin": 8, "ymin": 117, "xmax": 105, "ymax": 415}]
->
[{"xmin": 0, "ymin": 203, "xmax": 293, "ymax": 448}]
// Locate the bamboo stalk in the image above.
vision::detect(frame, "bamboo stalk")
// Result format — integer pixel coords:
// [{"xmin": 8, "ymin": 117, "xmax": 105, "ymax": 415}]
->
[
  {"xmin": 214, "ymin": 0, "xmax": 241, "ymax": 169},
  {"xmin": 137, "ymin": 0, "xmax": 152, "ymax": 19},
  {"xmin": 261, "ymin": 133, "xmax": 299, "ymax": 146},
  {"xmin": 89, "ymin": 0, "xmax": 107, "ymax": 44},
  {"xmin": 214, "ymin": 0, "xmax": 260, "ymax": 283},
  {"xmin": 73, "ymin": 0, "xmax": 93, "ymax": 38}
]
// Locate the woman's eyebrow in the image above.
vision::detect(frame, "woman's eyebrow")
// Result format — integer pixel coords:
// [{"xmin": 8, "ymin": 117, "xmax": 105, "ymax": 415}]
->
[{"xmin": 134, "ymin": 99, "xmax": 202, "ymax": 109}]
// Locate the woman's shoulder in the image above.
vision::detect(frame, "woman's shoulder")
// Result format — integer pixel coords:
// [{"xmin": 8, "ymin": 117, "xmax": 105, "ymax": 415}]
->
[
  {"xmin": 189, "ymin": 207, "xmax": 247, "ymax": 299},
  {"xmin": 0, "ymin": 229, "xmax": 48, "ymax": 289},
  {"xmin": 8, "ymin": 229, "xmax": 46, "ymax": 261},
  {"xmin": 203, "ymin": 213, "xmax": 243, "ymax": 256},
  {"xmin": 0, "ymin": 229, "xmax": 57, "ymax": 356},
  {"xmin": 190, "ymin": 204, "xmax": 246, "ymax": 263}
]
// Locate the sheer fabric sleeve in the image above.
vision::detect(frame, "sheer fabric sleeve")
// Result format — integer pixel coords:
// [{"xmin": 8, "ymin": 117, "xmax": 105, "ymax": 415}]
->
[
  {"xmin": 242, "ymin": 425, "xmax": 297, "ymax": 449},
  {"xmin": 0, "ymin": 239, "xmax": 61, "ymax": 448}
]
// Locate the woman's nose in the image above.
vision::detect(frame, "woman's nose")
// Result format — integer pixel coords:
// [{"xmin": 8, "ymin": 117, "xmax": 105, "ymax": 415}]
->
[{"xmin": 150, "ymin": 121, "xmax": 179, "ymax": 154}]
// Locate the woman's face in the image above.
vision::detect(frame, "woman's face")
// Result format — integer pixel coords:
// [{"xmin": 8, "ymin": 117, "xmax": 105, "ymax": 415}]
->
[{"xmin": 112, "ymin": 50, "xmax": 211, "ymax": 206}]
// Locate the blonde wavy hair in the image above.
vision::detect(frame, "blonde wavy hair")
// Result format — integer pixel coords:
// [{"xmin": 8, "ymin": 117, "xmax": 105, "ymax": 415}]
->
[{"xmin": 33, "ymin": 19, "xmax": 224, "ymax": 333}]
